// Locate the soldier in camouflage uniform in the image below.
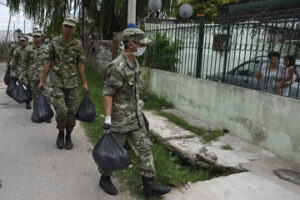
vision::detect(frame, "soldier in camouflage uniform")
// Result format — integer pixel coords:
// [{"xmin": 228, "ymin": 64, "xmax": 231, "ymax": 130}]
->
[
  {"xmin": 22, "ymin": 30, "xmax": 52, "ymax": 110},
  {"xmin": 39, "ymin": 18, "xmax": 88, "ymax": 150},
  {"xmin": 100, "ymin": 28, "xmax": 170, "ymax": 198},
  {"xmin": 11, "ymin": 35, "xmax": 32, "ymax": 109},
  {"xmin": 6, "ymin": 34, "xmax": 21, "ymax": 68}
]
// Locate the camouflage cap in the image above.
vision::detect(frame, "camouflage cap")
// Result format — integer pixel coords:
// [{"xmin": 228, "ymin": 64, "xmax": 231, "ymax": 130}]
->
[
  {"xmin": 120, "ymin": 28, "xmax": 151, "ymax": 44},
  {"xmin": 20, "ymin": 35, "xmax": 28, "ymax": 41},
  {"xmin": 33, "ymin": 30, "xmax": 43, "ymax": 36},
  {"xmin": 63, "ymin": 17, "xmax": 77, "ymax": 27}
]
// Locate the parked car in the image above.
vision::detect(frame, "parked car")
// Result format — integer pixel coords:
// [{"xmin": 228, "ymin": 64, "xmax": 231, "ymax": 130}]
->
[{"xmin": 206, "ymin": 57, "xmax": 300, "ymax": 99}]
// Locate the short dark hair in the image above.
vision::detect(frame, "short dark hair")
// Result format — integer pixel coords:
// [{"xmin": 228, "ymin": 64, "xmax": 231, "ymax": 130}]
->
[
  {"xmin": 284, "ymin": 55, "xmax": 295, "ymax": 67},
  {"xmin": 268, "ymin": 51, "xmax": 280, "ymax": 59}
]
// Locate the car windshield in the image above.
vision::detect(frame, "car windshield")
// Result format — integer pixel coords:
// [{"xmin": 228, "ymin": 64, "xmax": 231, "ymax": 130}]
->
[{"xmin": 234, "ymin": 61, "xmax": 258, "ymax": 76}]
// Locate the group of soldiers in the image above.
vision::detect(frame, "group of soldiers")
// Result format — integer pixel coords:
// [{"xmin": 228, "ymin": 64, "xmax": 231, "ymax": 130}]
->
[{"xmin": 6, "ymin": 17, "xmax": 170, "ymax": 198}]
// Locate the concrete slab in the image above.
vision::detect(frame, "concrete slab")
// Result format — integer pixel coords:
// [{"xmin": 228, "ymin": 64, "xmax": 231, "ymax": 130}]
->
[
  {"xmin": 163, "ymin": 172, "xmax": 300, "ymax": 200},
  {"xmin": 145, "ymin": 110, "xmax": 276, "ymax": 170},
  {"xmin": 143, "ymin": 111, "xmax": 196, "ymax": 140}
]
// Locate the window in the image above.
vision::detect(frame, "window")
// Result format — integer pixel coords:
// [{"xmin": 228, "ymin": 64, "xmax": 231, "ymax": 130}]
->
[
  {"xmin": 213, "ymin": 34, "xmax": 231, "ymax": 51},
  {"xmin": 234, "ymin": 61, "xmax": 258, "ymax": 76}
]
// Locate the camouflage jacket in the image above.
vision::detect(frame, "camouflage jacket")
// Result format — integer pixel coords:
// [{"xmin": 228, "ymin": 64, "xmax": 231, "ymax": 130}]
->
[
  {"xmin": 103, "ymin": 53, "xmax": 145, "ymax": 133},
  {"xmin": 47, "ymin": 35, "xmax": 85, "ymax": 88},
  {"xmin": 9, "ymin": 42, "xmax": 18, "ymax": 57},
  {"xmin": 24, "ymin": 44, "xmax": 48, "ymax": 81},
  {"xmin": 11, "ymin": 46, "xmax": 28, "ymax": 78}
]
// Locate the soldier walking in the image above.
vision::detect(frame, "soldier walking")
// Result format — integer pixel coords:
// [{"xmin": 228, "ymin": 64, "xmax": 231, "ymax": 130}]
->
[
  {"xmin": 38, "ymin": 18, "xmax": 88, "ymax": 150},
  {"xmin": 23, "ymin": 30, "xmax": 52, "ymax": 115},
  {"xmin": 10, "ymin": 35, "xmax": 31, "ymax": 109},
  {"xmin": 6, "ymin": 33, "xmax": 21, "ymax": 69},
  {"xmin": 100, "ymin": 28, "xmax": 170, "ymax": 198}
]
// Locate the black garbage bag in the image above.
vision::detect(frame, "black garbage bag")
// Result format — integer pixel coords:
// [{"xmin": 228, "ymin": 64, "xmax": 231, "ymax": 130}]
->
[
  {"xmin": 142, "ymin": 112, "xmax": 149, "ymax": 133},
  {"xmin": 6, "ymin": 77, "xmax": 17, "ymax": 98},
  {"xmin": 76, "ymin": 94, "xmax": 96, "ymax": 122},
  {"xmin": 11, "ymin": 83, "xmax": 32, "ymax": 103},
  {"xmin": 4, "ymin": 67, "xmax": 10, "ymax": 85},
  {"xmin": 31, "ymin": 94, "xmax": 54, "ymax": 123},
  {"xmin": 93, "ymin": 131, "xmax": 131, "ymax": 172}
]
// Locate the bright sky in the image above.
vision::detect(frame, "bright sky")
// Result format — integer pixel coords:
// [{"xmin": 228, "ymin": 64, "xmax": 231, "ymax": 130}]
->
[{"xmin": 0, "ymin": 0, "xmax": 34, "ymax": 34}]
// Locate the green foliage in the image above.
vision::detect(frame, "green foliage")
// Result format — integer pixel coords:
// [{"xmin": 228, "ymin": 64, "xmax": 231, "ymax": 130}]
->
[
  {"xmin": 221, "ymin": 144, "xmax": 233, "ymax": 150},
  {"xmin": 201, "ymin": 129, "xmax": 225, "ymax": 143},
  {"xmin": 174, "ymin": 0, "xmax": 240, "ymax": 20},
  {"xmin": 146, "ymin": 31, "xmax": 184, "ymax": 72},
  {"xmin": 141, "ymin": 92, "xmax": 174, "ymax": 111},
  {"xmin": 156, "ymin": 110, "xmax": 207, "ymax": 136},
  {"xmin": 0, "ymin": 42, "xmax": 9, "ymax": 61}
]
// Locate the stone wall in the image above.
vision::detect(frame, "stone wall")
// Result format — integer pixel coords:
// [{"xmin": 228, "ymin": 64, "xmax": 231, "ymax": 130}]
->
[{"xmin": 144, "ymin": 67, "xmax": 300, "ymax": 164}]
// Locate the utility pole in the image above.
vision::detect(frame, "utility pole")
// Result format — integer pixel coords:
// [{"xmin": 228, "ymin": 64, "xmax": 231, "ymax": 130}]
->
[
  {"xmin": 24, "ymin": 20, "xmax": 25, "ymax": 33},
  {"xmin": 5, "ymin": 14, "xmax": 11, "ymax": 43},
  {"xmin": 127, "ymin": 0, "xmax": 136, "ymax": 28}
]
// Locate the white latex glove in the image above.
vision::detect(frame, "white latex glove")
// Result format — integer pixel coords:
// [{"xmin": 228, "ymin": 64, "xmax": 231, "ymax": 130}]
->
[{"xmin": 104, "ymin": 116, "xmax": 111, "ymax": 125}]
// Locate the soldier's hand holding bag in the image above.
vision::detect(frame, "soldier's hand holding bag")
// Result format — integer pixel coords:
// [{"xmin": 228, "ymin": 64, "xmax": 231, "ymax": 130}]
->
[
  {"xmin": 31, "ymin": 94, "xmax": 54, "ymax": 123},
  {"xmin": 76, "ymin": 94, "xmax": 96, "ymax": 122},
  {"xmin": 92, "ymin": 128, "xmax": 131, "ymax": 172}
]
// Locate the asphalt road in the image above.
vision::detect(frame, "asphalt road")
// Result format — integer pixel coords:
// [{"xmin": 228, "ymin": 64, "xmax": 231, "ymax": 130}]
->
[{"xmin": 0, "ymin": 63, "xmax": 127, "ymax": 200}]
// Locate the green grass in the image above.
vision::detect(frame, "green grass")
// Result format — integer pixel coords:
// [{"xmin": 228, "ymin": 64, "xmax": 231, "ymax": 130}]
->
[
  {"xmin": 201, "ymin": 129, "xmax": 224, "ymax": 143},
  {"xmin": 141, "ymin": 92, "xmax": 174, "ymax": 111},
  {"xmin": 116, "ymin": 135, "xmax": 213, "ymax": 199},
  {"xmin": 156, "ymin": 110, "xmax": 207, "ymax": 137},
  {"xmin": 221, "ymin": 144, "xmax": 233, "ymax": 150},
  {"xmin": 78, "ymin": 62, "xmax": 105, "ymax": 144},
  {"xmin": 78, "ymin": 63, "xmax": 215, "ymax": 199}
]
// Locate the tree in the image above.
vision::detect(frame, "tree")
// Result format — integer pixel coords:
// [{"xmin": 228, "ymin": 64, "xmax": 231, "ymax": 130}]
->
[{"xmin": 6, "ymin": 0, "xmax": 176, "ymax": 40}]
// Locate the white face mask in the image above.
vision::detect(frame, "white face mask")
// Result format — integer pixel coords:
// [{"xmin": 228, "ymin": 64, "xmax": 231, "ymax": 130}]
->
[
  {"xmin": 121, "ymin": 42, "xmax": 146, "ymax": 57},
  {"xmin": 133, "ymin": 46, "xmax": 146, "ymax": 57}
]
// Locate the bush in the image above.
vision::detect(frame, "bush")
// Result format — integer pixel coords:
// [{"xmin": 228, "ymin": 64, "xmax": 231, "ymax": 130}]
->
[{"xmin": 145, "ymin": 31, "xmax": 183, "ymax": 72}]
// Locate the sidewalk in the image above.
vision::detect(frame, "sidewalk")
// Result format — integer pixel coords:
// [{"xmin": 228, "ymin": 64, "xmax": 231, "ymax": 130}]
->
[
  {"xmin": 143, "ymin": 109, "xmax": 300, "ymax": 200},
  {"xmin": 0, "ymin": 63, "xmax": 128, "ymax": 200}
]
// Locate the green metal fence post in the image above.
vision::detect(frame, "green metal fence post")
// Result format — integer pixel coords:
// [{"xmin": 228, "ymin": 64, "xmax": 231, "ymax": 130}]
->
[{"xmin": 196, "ymin": 15, "xmax": 205, "ymax": 78}]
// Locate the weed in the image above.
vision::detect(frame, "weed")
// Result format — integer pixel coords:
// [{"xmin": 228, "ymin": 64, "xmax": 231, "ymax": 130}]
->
[{"xmin": 221, "ymin": 144, "xmax": 233, "ymax": 150}]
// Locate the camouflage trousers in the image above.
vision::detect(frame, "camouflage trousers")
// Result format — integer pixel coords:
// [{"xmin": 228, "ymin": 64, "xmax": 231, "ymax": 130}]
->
[
  {"xmin": 99, "ymin": 126, "xmax": 156, "ymax": 178},
  {"xmin": 28, "ymin": 79, "xmax": 52, "ymax": 107},
  {"xmin": 52, "ymin": 86, "xmax": 78, "ymax": 131}
]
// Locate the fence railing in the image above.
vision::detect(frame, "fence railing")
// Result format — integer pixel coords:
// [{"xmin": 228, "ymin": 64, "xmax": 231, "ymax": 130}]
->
[{"xmin": 144, "ymin": 16, "xmax": 300, "ymax": 100}]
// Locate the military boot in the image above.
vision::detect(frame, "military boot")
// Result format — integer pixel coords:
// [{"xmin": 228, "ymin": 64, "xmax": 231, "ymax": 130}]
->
[
  {"xmin": 26, "ymin": 102, "xmax": 31, "ymax": 109},
  {"xmin": 56, "ymin": 130, "xmax": 64, "ymax": 149},
  {"xmin": 142, "ymin": 176, "xmax": 171, "ymax": 198},
  {"xmin": 99, "ymin": 175, "xmax": 118, "ymax": 195},
  {"xmin": 65, "ymin": 129, "xmax": 73, "ymax": 150}
]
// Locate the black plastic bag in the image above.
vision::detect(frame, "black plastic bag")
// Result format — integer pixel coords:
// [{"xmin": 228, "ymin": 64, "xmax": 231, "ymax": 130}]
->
[
  {"xmin": 11, "ymin": 83, "xmax": 32, "ymax": 103},
  {"xmin": 31, "ymin": 94, "xmax": 54, "ymax": 123},
  {"xmin": 4, "ymin": 67, "xmax": 10, "ymax": 85},
  {"xmin": 142, "ymin": 112, "xmax": 149, "ymax": 133},
  {"xmin": 6, "ymin": 78, "xmax": 17, "ymax": 98},
  {"xmin": 76, "ymin": 94, "xmax": 96, "ymax": 122},
  {"xmin": 93, "ymin": 132, "xmax": 131, "ymax": 172}
]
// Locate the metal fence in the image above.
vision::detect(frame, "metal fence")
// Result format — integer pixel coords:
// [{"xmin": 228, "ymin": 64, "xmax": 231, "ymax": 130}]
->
[{"xmin": 144, "ymin": 12, "xmax": 300, "ymax": 100}]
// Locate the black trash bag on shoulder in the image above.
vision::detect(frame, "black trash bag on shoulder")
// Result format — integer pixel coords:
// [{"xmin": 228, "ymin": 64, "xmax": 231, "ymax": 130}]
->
[
  {"xmin": 93, "ymin": 131, "xmax": 131, "ymax": 172},
  {"xmin": 4, "ymin": 67, "xmax": 10, "ymax": 85},
  {"xmin": 76, "ymin": 94, "xmax": 96, "ymax": 122},
  {"xmin": 31, "ymin": 94, "xmax": 54, "ymax": 123},
  {"xmin": 6, "ymin": 77, "xmax": 17, "ymax": 98},
  {"xmin": 11, "ymin": 83, "xmax": 32, "ymax": 103}
]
